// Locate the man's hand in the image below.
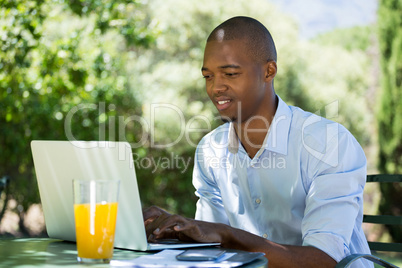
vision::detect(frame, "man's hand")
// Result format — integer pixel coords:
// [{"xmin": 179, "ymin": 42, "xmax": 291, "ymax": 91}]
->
[
  {"xmin": 143, "ymin": 206, "xmax": 174, "ymax": 240},
  {"xmin": 143, "ymin": 206, "xmax": 224, "ymax": 243},
  {"xmin": 143, "ymin": 206, "xmax": 170, "ymax": 227},
  {"xmin": 152, "ymin": 215, "xmax": 224, "ymax": 243}
]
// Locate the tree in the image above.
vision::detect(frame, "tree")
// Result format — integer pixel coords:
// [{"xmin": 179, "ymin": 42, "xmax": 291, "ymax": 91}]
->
[
  {"xmin": 377, "ymin": 0, "xmax": 402, "ymax": 242},
  {"xmin": 0, "ymin": 0, "xmax": 155, "ymax": 235}
]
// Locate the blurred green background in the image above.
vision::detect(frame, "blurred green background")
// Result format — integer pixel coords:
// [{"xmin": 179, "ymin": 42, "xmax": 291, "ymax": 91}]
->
[{"xmin": 0, "ymin": 0, "xmax": 401, "ymax": 263}]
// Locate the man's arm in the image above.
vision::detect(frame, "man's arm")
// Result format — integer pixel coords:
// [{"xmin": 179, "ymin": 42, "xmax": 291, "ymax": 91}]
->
[{"xmin": 143, "ymin": 208, "xmax": 336, "ymax": 268}]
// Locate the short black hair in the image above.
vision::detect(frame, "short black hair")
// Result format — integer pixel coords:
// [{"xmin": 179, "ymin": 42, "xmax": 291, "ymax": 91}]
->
[{"xmin": 207, "ymin": 16, "xmax": 277, "ymax": 63}]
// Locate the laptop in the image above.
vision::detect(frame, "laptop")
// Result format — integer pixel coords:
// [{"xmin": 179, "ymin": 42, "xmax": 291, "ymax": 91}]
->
[{"xmin": 31, "ymin": 140, "xmax": 219, "ymax": 251}]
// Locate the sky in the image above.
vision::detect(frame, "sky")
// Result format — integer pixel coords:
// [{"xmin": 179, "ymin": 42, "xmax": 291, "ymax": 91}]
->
[{"xmin": 268, "ymin": 0, "xmax": 378, "ymax": 39}]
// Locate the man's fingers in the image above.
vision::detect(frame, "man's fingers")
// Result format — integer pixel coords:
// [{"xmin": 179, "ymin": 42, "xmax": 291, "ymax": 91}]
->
[
  {"xmin": 143, "ymin": 205, "xmax": 168, "ymax": 221},
  {"xmin": 144, "ymin": 216, "xmax": 158, "ymax": 227},
  {"xmin": 152, "ymin": 215, "xmax": 188, "ymax": 236},
  {"xmin": 175, "ymin": 220, "xmax": 222, "ymax": 243},
  {"xmin": 143, "ymin": 211, "xmax": 213, "ymax": 243}
]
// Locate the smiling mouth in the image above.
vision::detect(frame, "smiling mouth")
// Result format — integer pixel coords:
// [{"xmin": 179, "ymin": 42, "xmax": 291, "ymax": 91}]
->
[{"xmin": 215, "ymin": 99, "xmax": 232, "ymax": 111}]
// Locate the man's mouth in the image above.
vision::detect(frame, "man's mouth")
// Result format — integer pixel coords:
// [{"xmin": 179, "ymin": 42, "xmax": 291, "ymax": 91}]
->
[
  {"xmin": 215, "ymin": 98, "xmax": 232, "ymax": 110},
  {"xmin": 217, "ymin": 100, "xmax": 230, "ymax": 105}
]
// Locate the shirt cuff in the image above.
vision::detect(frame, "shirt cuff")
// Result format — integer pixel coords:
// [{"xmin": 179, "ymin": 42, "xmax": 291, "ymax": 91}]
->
[{"xmin": 303, "ymin": 233, "xmax": 349, "ymax": 262}]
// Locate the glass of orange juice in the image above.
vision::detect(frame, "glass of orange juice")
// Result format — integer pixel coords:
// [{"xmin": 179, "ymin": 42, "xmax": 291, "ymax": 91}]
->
[{"xmin": 72, "ymin": 179, "xmax": 120, "ymax": 263}]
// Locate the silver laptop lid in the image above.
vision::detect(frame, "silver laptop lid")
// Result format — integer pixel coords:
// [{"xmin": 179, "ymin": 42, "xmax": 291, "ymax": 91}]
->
[{"xmin": 31, "ymin": 140, "xmax": 149, "ymax": 251}]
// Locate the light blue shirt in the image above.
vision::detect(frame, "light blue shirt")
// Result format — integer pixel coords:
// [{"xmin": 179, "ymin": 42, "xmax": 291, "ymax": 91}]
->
[{"xmin": 193, "ymin": 95, "xmax": 372, "ymax": 266}]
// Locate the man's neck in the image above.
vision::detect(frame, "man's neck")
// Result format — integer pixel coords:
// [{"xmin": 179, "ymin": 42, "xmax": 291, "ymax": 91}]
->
[{"xmin": 233, "ymin": 95, "xmax": 278, "ymax": 159}]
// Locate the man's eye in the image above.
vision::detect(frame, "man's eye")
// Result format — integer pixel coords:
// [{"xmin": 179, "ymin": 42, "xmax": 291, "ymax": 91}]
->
[
  {"xmin": 226, "ymin": 73, "xmax": 239, "ymax": 77},
  {"xmin": 203, "ymin": 75, "xmax": 212, "ymax": 79}
]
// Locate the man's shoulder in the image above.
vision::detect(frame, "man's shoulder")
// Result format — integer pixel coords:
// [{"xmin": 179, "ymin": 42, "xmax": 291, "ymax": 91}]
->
[
  {"xmin": 287, "ymin": 105, "xmax": 354, "ymax": 155},
  {"xmin": 289, "ymin": 105, "xmax": 348, "ymax": 136}
]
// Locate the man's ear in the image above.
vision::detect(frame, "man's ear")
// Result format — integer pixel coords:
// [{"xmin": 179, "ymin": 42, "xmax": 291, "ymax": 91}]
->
[{"xmin": 264, "ymin": 61, "xmax": 277, "ymax": 82}]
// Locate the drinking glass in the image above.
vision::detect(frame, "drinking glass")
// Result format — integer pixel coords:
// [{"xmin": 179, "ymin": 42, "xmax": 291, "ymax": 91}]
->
[{"xmin": 73, "ymin": 179, "xmax": 120, "ymax": 263}]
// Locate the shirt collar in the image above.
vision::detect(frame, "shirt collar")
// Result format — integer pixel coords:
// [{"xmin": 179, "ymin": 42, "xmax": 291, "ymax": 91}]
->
[{"xmin": 227, "ymin": 95, "xmax": 292, "ymax": 156}]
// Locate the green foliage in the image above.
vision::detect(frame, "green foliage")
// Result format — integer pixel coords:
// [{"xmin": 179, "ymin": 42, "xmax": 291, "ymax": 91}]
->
[
  {"xmin": 377, "ymin": 0, "xmax": 402, "ymax": 243},
  {"xmin": 0, "ymin": 0, "xmax": 154, "ymax": 234},
  {"xmin": 313, "ymin": 26, "xmax": 372, "ymax": 51},
  {"xmin": 308, "ymin": 27, "xmax": 374, "ymax": 146}
]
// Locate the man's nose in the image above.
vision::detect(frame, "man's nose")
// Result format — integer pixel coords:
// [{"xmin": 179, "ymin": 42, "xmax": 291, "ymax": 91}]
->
[{"xmin": 211, "ymin": 76, "xmax": 228, "ymax": 94}]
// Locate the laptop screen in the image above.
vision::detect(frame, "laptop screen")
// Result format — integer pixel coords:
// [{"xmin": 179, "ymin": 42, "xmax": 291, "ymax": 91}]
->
[{"xmin": 31, "ymin": 140, "xmax": 149, "ymax": 250}]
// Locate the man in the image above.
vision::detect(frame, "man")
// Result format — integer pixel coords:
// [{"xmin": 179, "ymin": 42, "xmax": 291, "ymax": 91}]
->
[{"xmin": 143, "ymin": 16, "xmax": 372, "ymax": 268}]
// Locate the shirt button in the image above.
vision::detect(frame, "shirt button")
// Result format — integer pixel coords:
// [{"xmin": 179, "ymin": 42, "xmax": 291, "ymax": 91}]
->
[
  {"xmin": 262, "ymin": 233, "xmax": 268, "ymax": 239},
  {"xmin": 255, "ymin": 198, "xmax": 261, "ymax": 204}
]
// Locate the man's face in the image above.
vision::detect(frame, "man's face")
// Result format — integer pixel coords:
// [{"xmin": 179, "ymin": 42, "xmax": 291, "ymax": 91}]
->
[{"xmin": 202, "ymin": 39, "xmax": 269, "ymax": 124}]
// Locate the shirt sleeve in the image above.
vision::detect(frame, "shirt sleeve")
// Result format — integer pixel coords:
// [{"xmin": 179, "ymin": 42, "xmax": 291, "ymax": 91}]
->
[
  {"xmin": 301, "ymin": 129, "xmax": 367, "ymax": 262},
  {"xmin": 192, "ymin": 142, "xmax": 230, "ymax": 225}
]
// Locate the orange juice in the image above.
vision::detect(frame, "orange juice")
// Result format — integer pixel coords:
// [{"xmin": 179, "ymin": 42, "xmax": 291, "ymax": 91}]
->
[{"xmin": 74, "ymin": 202, "xmax": 118, "ymax": 259}]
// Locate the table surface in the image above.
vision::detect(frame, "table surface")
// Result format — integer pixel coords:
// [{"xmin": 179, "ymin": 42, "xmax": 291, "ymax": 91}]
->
[{"xmin": 0, "ymin": 238, "xmax": 268, "ymax": 268}]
